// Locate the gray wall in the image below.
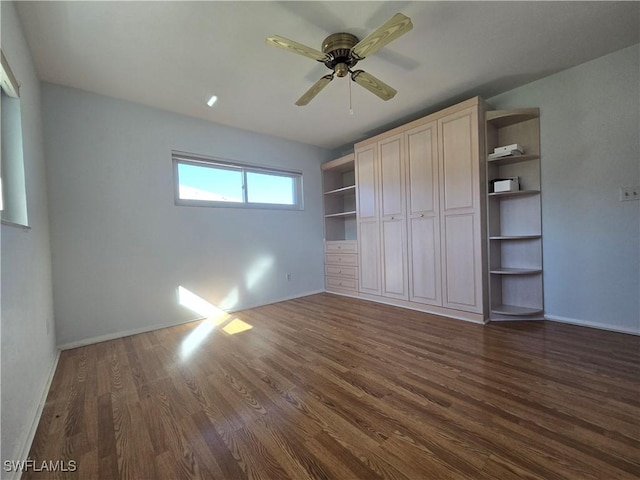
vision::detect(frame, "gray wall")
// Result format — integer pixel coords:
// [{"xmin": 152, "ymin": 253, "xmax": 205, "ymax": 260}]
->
[
  {"xmin": 489, "ymin": 44, "xmax": 640, "ymax": 334},
  {"xmin": 1, "ymin": 1, "xmax": 57, "ymax": 471},
  {"xmin": 42, "ymin": 83, "xmax": 332, "ymax": 347}
]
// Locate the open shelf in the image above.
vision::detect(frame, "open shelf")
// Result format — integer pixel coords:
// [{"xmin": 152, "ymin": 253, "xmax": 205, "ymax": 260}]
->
[
  {"xmin": 491, "ymin": 304, "xmax": 544, "ymax": 316},
  {"xmin": 324, "ymin": 211, "xmax": 356, "ymax": 218},
  {"xmin": 324, "ymin": 185, "xmax": 356, "ymax": 196},
  {"xmin": 490, "ymin": 267, "xmax": 542, "ymax": 275},
  {"xmin": 490, "ymin": 235, "xmax": 541, "ymax": 240},
  {"xmin": 486, "ymin": 109, "xmax": 539, "ymax": 128},
  {"xmin": 489, "ymin": 189, "xmax": 540, "ymax": 198},
  {"xmin": 488, "ymin": 154, "xmax": 539, "ymax": 166}
]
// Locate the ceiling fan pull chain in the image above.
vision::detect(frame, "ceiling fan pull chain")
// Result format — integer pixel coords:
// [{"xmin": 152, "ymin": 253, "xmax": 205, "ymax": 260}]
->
[{"xmin": 349, "ymin": 77, "xmax": 354, "ymax": 115}]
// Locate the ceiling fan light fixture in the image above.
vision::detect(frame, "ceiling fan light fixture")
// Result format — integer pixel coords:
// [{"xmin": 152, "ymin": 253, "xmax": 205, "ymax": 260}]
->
[
  {"xmin": 266, "ymin": 13, "xmax": 413, "ymax": 106},
  {"xmin": 335, "ymin": 63, "xmax": 349, "ymax": 78}
]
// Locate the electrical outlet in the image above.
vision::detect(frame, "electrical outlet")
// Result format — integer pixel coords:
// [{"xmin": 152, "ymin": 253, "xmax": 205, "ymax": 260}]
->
[
  {"xmin": 620, "ymin": 186, "xmax": 640, "ymax": 202},
  {"xmin": 285, "ymin": 273, "xmax": 292, "ymax": 281}
]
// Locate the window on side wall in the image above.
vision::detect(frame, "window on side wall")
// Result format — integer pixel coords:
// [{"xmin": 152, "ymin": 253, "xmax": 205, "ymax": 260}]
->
[
  {"xmin": 1, "ymin": 50, "xmax": 28, "ymax": 228},
  {"xmin": 173, "ymin": 152, "xmax": 303, "ymax": 211}
]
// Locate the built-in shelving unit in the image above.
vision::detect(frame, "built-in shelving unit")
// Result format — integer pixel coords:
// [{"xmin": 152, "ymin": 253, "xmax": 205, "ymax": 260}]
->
[
  {"xmin": 486, "ymin": 108, "xmax": 544, "ymax": 320},
  {"xmin": 322, "ymin": 154, "xmax": 356, "ymax": 242},
  {"xmin": 322, "ymin": 154, "xmax": 359, "ymax": 296}
]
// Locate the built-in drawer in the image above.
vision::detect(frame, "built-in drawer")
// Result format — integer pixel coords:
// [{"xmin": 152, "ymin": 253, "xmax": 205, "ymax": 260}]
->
[
  {"xmin": 326, "ymin": 276, "xmax": 358, "ymax": 291},
  {"xmin": 325, "ymin": 253, "xmax": 358, "ymax": 266},
  {"xmin": 325, "ymin": 265, "xmax": 358, "ymax": 278},
  {"xmin": 325, "ymin": 241, "xmax": 358, "ymax": 254}
]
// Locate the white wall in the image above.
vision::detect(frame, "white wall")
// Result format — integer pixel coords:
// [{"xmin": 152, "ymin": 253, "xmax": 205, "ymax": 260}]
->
[
  {"xmin": 42, "ymin": 83, "xmax": 332, "ymax": 347},
  {"xmin": 489, "ymin": 44, "xmax": 640, "ymax": 334},
  {"xmin": 1, "ymin": 1, "xmax": 58, "ymax": 471}
]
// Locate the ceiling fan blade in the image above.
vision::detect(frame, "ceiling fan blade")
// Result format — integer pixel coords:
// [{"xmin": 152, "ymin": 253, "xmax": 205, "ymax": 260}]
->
[
  {"xmin": 266, "ymin": 35, "xmax": 327, "ymax": 62},
  {"xmin": 350, "ymin": 13, "xmax": 413, "ymax": 60},
  {"xmin": 351, "ymin": 70, "xmax": 397, "ymax": 101},
  {"xmin": 295, "ymin": 75, "xmax": 334, "ymax": 106}
]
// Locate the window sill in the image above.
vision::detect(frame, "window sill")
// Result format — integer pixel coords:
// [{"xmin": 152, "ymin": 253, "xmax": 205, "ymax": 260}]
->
[{"xmin": 1, "ymin": 219, "xmax": 31, "ymax": 230}]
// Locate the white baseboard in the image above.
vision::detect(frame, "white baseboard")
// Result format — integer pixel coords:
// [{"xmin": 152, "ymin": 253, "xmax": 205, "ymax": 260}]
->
[
  {"xmin": 57, "ymin": 289, "xmax": 325, "ymax": 351},
  {"xmin": 8, "ymin": 350, "xmax": 61, "ymax": 480},
  {"xmin": 331, "ymin": 289, "xmax": 486, "ymax": 324},
  {"xmin": 57, "ymin": 317, "xmax": 200, "ymax": 351},
  {"xmin": 230, "ymin": 289, "xmax": 325, "ymax": 312},
  {"xmin": 545, "ymin": 314, "xmax": 639, "ymax": 336}
]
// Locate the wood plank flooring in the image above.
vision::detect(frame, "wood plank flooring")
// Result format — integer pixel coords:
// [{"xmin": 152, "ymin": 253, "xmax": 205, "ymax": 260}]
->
[{"xmin": 24, "ymin": 293, "xmax": 640, "ymax": 479}]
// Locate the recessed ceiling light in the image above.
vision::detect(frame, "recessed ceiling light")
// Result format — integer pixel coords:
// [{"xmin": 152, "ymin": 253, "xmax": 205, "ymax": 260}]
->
[{"xmin": 207, "ymin": 95, "xmax": 218, "ymax": 107}]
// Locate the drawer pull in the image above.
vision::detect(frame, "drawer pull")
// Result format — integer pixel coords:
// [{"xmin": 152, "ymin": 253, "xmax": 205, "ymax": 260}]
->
[{"xmin": 420, "ymin": 214, "xmax": 424, "ymax": 217}]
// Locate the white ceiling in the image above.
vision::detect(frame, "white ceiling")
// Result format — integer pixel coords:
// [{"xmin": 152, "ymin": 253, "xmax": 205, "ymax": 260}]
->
[{"xmin": 14, "ymin": 1, "xmax": 640, "ymax": 150}]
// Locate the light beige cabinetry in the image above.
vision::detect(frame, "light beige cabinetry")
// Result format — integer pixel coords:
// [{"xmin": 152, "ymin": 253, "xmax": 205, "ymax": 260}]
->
[
  {"xmin": 355, "ymin": 97, "xmax": 488, "ymax": 321},
  {"xmin": 322, "ymin": 154, "xmax": 359, "ymax": 295},
  {"xmin": 355, "ymin": 144, "xmax": 381, "ymax": 296},
  {"xmin": 406, "ymin": 121, "xmax": 441, "ymax": 305},
  {"xmin": 438, "ymin": 106, "xmax": 485, "ymax": 314},
  {"xmin": 486, "ymin": 109, "xmax": 543, "ymax": 319},
  {"xmin": 379, "ymin": 134, "xmax": 408, "ymax": 300},
  {"xmin": 324, "ymin": 240, "xmax": 358, "ymax": 294}
]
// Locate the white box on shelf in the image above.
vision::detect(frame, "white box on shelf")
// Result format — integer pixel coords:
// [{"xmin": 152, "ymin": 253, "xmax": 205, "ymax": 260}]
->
[
  {"xmin": 494, "ymin": 177, "xmax": 520, "ymax": 192},
  {"xmin": 488, "ymin": 149, "xmax": 523, "ymax": 160},
  {"xmin": 494, "ymin": 143, "xmax": 523, "ymax": 154}
]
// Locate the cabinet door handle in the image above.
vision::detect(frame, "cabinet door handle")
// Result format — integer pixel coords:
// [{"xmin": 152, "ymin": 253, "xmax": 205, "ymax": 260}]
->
[
  {"xmin": 391, "ymin": 216, "xmax": 395, "ymax": 220},
  {"xmin": 420, "ymin": 214, "xmax": 424, "ymax": 217}
]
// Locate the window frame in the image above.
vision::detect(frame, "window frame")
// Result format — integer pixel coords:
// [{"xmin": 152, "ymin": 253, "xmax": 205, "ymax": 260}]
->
[
  {"xmin": 172, "ymin": 151, "xmax": 304, "ymax": 211},
  {"xmin": 1, "ymin": 49, "xmax": 29, "ymax": 229}
]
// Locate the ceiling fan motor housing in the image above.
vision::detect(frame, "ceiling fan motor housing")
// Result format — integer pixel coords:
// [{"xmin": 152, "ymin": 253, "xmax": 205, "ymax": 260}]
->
[{"xmin": 322, "ymin": 33, "xmax": 359, "ymax": 77}]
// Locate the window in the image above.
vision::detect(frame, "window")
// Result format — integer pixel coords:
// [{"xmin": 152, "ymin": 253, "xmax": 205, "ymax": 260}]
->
[
  {"xmin": 173, "ymin": 152, "xmax": 303, "ymax": 210},
  {"xmin": 1, "ymin": 50, "xmax": 28, "ymax": 227}
]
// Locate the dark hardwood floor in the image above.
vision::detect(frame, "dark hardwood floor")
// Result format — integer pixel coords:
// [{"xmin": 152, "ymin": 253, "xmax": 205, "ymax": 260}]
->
[{"xmin": 24, "ymin": 293, "xmax": 640, "ymax": 479}]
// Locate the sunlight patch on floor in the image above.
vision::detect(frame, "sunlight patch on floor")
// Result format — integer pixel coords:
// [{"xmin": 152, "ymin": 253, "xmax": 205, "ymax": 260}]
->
[
  {"xmin": 222, "ymin": 318, "xmax": 253, "ymax": 335},
  {"xmin": 177, "ymin": 285, "xmax": 253, "ymax": 358}
]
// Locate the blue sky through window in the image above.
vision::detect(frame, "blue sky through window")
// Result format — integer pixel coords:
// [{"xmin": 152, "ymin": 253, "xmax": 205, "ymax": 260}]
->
[
  {"xmin": 177, "ymin": 162, "xmax": 296, "ymax": 205},
  {"xmin": 247, "ymin": 172, "xmax": 294, "ymax": 205},
  {"xmin": 178, "ymin": 163, "xmax": 243, "ymax": 202}
]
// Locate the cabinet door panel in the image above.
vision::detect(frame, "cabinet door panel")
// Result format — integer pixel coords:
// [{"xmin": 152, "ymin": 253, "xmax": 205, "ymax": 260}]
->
[
  {"xmin": 440, "ymin": 108, "xmax": 478, "ymax": 212},
  {"xmin": 406, "ymin": 121, "xmax": 441, "ymax": 305},
  {"xmin": 379, "ymin": 135, "xmax": 404, "ymax": 218},
  {"xmin": 442, "ymin": 213, "xmax": 480, "ymax": 312},
  {"xmin": 356, "ymin": 145, "xmax": 377, "ymax": 219},
  {"xmin": 408, "ymin": 216, "xmax": 441, "ymax": 304},
  {"xmin": 407, "ymin": 123, "xmax": 438, "ymax": 215},
  {"xmin": 382, "ymin": 219, "xmax": 408, "ymax": 299},
  {"xmin": 358, "ymin": 220, "xmax": 381, "ymax": 295}
]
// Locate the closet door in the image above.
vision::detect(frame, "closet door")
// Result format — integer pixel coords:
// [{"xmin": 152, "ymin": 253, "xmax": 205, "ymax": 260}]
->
[
  {"xmin": 379, "ymin": 134, "xmax": 408, "ymax": 300},
  {"xmin": 406, "ymin": 121, "xmax": 441, "ymax": 305},
  {"xmin": 438, "ymin": 106, "xmax": 483, "ymax": 313},
  {"xmin": 356, "ymin": 143, "xmax": 381, "ymax": 295}
]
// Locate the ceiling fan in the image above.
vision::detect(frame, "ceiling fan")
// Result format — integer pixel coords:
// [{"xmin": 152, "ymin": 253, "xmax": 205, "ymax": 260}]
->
[{"xmin": 266, "ymin": 13, "xmax": 413, "ymax": 106}]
